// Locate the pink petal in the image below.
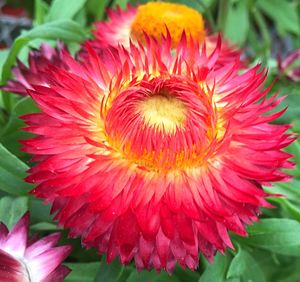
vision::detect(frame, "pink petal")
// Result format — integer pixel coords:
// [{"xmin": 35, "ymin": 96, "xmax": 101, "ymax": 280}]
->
[
  {"xmin": 25, "ymin": 233, "xmax": 61, "ymax": 260},
  {"xmin": 27, "ymin": 246, "xmax": 72, "ymax": 280},
  {"xmin": 2, "ymin": 213, "xmax": 29, "ymax": 258}
]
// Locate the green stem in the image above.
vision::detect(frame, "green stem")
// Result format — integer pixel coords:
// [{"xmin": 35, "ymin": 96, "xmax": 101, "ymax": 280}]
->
[{"xmin": 217, "ymin": 0, "xmax": 230, "ymax": 32}]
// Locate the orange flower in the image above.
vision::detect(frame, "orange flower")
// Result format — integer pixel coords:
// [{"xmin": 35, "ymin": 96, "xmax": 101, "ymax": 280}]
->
[{"xmin": 81, "ymin": 2, "xmax": 239, "ymax": 67}]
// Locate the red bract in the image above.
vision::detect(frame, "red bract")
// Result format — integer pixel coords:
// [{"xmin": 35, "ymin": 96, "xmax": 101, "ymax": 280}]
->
[
  {"xmin": 1, "ymin": 42, "xmax": 68, "ymax": 95},
  {"xmin": 20, "ymin": 35, "xmax": 294, "ymax": 272}
]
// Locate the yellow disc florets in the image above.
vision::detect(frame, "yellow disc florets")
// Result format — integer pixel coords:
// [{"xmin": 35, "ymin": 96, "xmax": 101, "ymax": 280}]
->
[
  {"xmin": 130, "ymin": 2, "xmax": 205, "ymax": 48},
  {"xmin": 138, "ymin": 93, "xmax": 187, "ymax": 134}
]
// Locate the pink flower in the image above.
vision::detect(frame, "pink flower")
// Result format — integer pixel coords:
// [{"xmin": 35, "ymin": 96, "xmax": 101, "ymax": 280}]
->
[
  {"xmin": 0, "ymin": 213, "xmax": 72, "ymax": 281},
  {"xmin": 278, "ymin": 49, "xmax": 300, "ymax": 82}
]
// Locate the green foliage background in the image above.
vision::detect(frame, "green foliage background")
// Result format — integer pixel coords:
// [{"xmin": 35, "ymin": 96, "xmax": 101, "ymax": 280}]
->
[{"xmin": 0, "ymin": 0, "xmax": 300, "ymax": 281}]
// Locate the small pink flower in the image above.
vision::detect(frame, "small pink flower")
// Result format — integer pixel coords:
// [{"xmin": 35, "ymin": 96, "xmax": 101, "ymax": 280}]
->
[
  {"xmin": 278, "ymin": 49, "xmax": 300, "ymax": 82},
  {"xmin": 0, "ymin": 213, "xmax": 72, "ymax": 281}
]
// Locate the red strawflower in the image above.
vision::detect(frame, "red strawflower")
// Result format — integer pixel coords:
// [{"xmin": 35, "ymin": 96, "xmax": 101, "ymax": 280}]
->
[
  {"xmin": 1, "ymin": 42, "xmax": 68, "ymax": 95},
  {"xmin": 20, "ymin": 35, "xmax": 293, "ymax": 272},
  {"xmin": 0, "ymin": 213, "xmax": 71, "ymax": 281},
  {"xmin": 81, "ymin": 2, "xmax": 240, "ymax": 67}
]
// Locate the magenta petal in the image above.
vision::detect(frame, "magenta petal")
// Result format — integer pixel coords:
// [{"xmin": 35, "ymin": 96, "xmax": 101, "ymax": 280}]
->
[
  {"xmin": 25, "ymin": 232, "xmax": 61, "ymax": 260},
  {"xmin": 0, "ymin": 249, "xmax": 28, "ymax": 282},
  {"xmin": 2, "ymin": 213, "xmax": 29, "ymax": 258},
  {"xmin": 42, "ymin": 265, "xmax": 71, "ymax": 282},
  {"xmin": 0, "ymin": 223, "xmax": 9, "ymax": 247},
  {"xmin": 281, "ymin": 49, "xmax": 300, "ymax": 69},
  {"xmin": 288, "ymin": 67, "xmax": 300, "ymax": 82},
  {"xmin": 27, "ymin": 246, "xmax": 72, "ymax": 280}
]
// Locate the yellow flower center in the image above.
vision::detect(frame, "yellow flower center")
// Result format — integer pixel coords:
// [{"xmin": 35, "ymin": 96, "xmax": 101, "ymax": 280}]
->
[
  {"xmin": 130, "ymin": 2, "xmax": 205, "ymax": 48},
  {"xmin": 138, "ymin": 93, "xmax": 187, "ymax": 134}
]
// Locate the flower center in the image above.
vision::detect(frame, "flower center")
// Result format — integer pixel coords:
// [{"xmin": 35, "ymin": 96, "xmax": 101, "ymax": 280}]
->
[
  {"xmin": 138, "ymin": 93, "xmax": 187, "ymax": 134},
  {"xmin": 105, "ymin": 77, "xmax": 215, "ymax": 172},
  {"xmin": 130, "ymin": 2, "xmax": 205, "ymax": 48}
]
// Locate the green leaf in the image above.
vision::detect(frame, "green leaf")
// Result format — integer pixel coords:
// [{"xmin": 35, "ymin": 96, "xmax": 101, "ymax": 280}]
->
[
  {"xmin": 274, "ymin": 180, "xmax": 300, "ymax": 202},
  {"xmin": 87, "ymin": 0, "xmax": 109, "ymax": 20},
  {"xmin": 74, "ymin": 8, "xmax": 87, "ymax": 26},
  {"xmin": 240, "ymin": 218, "xmax": 300, "ymax": 256},
  {"xmin": 47, "ymin": 0, "xmax": 88, "ymax": 22},
  {"xmin": 224, "ymin": 0, "xmax": 249, "ymax": 46},
  {"xmin": 278, "ymin": 198, "xmax": 300, "ymax": 222},
  {"xmin": 199, "ymin": 253, "xmax": 230, "ymax": 282},
  {"xmin": 0, "ymin": 196, "xmax": 28, "ymax": 229},
  {"xmin": 34, "ymin": 0, "xmax": 49, "ymax": 25},
  {"xmin": 0, "ymin": 96, "xmax": 38, "ymax": 158},
  {"xmin": 95, "ymin": 257, "xmax": 125, "ymax": 282},
  {"xmin": 226, "ymin": 248, "xmax": 266, "ymax": 282},
  {"xmin": 112, "ymin": 0, "xmax": 130, "ymax": 9},
  {"xmin": 174, "ymin": 265, "xmax": 200, "ymax": 282},
  {"xmin": 256, "ymin": 0, "xmax": 300, "ymax": 35},
  {"xmin": 1, "ymin": 37, "xmax": 29, "ymax": 87},
  {"xmin": 29, "ymin": 198, "xmax": 52, "ymax": 224},
  {"xmin": 30, "ymin": 222, "xmax": 59, "ymax": 231},
  {"xmin": 266, "ymin": 81, "xmax": 300, "ymax": 124},
  {"xmin": 23, "ymin": 20, "xmax": 87, "ymax": 42},
  {"xmin": 0, "ymin": 49, "xmax": 9, "ymax": 78},
  {"xmin": 0, "ymin": 143, "xmax": 33, "ymax": 195},
  {"xmin": 126, "ymin": 270, "xmax": 180, "ymax": 282},
  {"xmin": 270, "ymin": 259, "xmax": 300, "ymax": 282},
  {"xmin": 0, "ymin": 49, "xmax": 9, "ymax": 109},
  {"xmin": 65, "ymin": 262, "xmax": 100, "ymax": 282},
  {"xmin": 286, "ymin": 138, "xmax": 300, "ymax": 179}
]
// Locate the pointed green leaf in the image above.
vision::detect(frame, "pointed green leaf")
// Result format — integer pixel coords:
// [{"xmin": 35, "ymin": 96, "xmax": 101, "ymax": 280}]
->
[
  {"xmin": 224, "ymin": 0, "xmax": 249, "ymax": 46},
  {"xmin": 47, "ymin": 0, "xmax": 87, "ymax": 22},
  {"xmin": 95, "ymin": 257, "xmax": 126, "ymax": 282},
  {"xmin": 126, "ymin": 270, "xmax": 180, "ymax": 282},
  {"xmin": 257, "ymin": 0, "xmax": 300, "ymax": 35},
  {"xmin": 0, "ymin": 144, "xmax": 33, "ymax": 195},
  {"xmin": 227, "ymin": 248, "xmax": 266, "ymax": 282},
  {"xmin": 240, "ymin": 219, "xmax": 300, "ymax": 256},
  {"xmin": 65, "ymin": 262, "xmax": 100, "ymax": 282},
  {"xmin": 0, "ymin": 196, "xmax": 28, "ymax": 229},
  {"xmin": 199, "ymin": 253, "xmax": 230, "ymax": 282}
]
